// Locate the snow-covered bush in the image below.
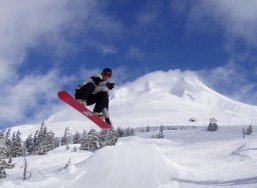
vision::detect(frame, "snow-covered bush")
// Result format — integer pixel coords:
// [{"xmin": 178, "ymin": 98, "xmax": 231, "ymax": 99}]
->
[
  {"xmin": 116, "ymin": 127, "xmax": 135, "ymax": 137},
  {"xmin": 117, "ymin": 127, "xmax": 125, "ymax": 137},
  {"xmin": 207, "ymin": 118, "xmax": 218, "ymax": 131},
  {"xmin": 80, "ymin": 128, "xmax": 119, "ymax": 152},
  {"xmin": 246, "ymin": 125, "xmax": 253, "ymax": 135},
  {"xmin": 64, "ymin": 158, "xmax": 71, "ymax": 169},
  {"xmin": 207, "ymin": 123, "xmax": 218, "ymax": 131},
  {"xmin": 243, "ymin": 125, "xmax": 253, "ymax": 137},
  {"xmin": 0, "ymin": 166, "xmax": 6, "ymax": 179},
  {"xmin": 146, "ymin": 125, "xmax": 150, "ymax": 132},
  {"xmin": 151, "ymin": 125, "xmax": 165, "ymax": 138},
  {"xmin": 99, "ymin": 129, "xmax": 118, "ymax": 148},
  {"xmin": 124, "ymin": 127, "xmax": 135, "ymax": 137}
]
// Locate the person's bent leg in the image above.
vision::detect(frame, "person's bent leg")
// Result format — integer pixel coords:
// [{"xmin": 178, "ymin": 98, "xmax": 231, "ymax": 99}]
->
[
  {"xmin": 75, "ymin": 83, "xmax": 95, "ymax": 105},
  {"xmin": 93, "ymin": 92, "xmax": 109, "ymax": 112},
  {"xmin": 93, "ymin": 92, "xmax": 112, "ymax": 125}
]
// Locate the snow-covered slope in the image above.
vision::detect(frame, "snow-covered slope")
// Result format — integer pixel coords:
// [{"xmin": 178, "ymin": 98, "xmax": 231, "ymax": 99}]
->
[
  {"xmin": 2, "ymin": 127, "xmax": 257, "ymax": 188},
  {"xmin": 9, "ymin": 70, "xmax": 257, "ymax": 137},
  {"xmin": 73, "ymin": 142, "xmax": 179, "ymax": 188},
  {"xmin": 108, "ymin": 70, "xmax": 257, "ymax": 127}
]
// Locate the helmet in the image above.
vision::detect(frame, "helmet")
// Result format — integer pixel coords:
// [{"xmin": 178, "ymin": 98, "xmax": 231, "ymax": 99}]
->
[{"xmin": 102, "ymin": 68, "xmax": 112, "ymax": 77}]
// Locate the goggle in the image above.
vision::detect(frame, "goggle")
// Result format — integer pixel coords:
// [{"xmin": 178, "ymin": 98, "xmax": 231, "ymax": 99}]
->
[{"xmin": 103, "ymin": 72, "xmax": 112, "ymax": 77}]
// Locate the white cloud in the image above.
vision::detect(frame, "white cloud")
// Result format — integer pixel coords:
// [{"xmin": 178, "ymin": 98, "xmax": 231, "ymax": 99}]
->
[
  {"xmin": 86, "ymin": 42, "xmax": 118, "ymax": 55},
  {"xmin": 0, "ymin": 0, "xmax": 123, "ymax": 128},
  {"xmin": 0, "ymin": 70, "xmax": 72, "ymax": 124},
  {"xmin": 198, "ymin": 61, "xmax": 257, "ymax": 105},
  {"xmin": 0, "ymin": 0, "xmax": 123, "ymax": 80},
  {"xmin": 188, "ymin": 0, "xmax": 257, "ymax": 48},
  {"xmin": 127, "ymin": 46, "xmax": 145, "ymax": 60},
  {"xmin": 136, "ymin": 1, "xmax": 159, "ymax": 25},
  {"xmin": 178, "ymin": 0, "xmax": 257, "ymax": 105}
]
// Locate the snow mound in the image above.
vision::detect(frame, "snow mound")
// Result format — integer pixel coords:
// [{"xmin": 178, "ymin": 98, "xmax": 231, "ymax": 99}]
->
[{"xmin": 73, "ymin": 143, "xmax": 179, "ymax": 188}]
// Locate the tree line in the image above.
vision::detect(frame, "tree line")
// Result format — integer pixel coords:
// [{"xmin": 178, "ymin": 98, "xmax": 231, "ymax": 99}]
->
[{"xmin": 0, "ymin": 121, "xmax": 135, "ymax": 179}]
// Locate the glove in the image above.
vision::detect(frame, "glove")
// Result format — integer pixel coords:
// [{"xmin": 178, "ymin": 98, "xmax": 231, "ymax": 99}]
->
[{"xmin": 106, "ymin": 82, "xmax": 115, "ymax": 90}]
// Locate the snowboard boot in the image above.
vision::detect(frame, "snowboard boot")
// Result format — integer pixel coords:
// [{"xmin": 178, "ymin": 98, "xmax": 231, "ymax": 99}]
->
[
  {"xmin": 77, "ymin": 99, "xmax": 87, "ymax": 106},
  {"xmin": 93, "ymin": 112, "xmax": 105, "ymax": 119},
  {"xmin": 105, "ymin": 117, "xmax": 112, "ymax": 125},
  {"xmin": 102, "ymin": 108, "xmax": 112, "ymax": 125}
]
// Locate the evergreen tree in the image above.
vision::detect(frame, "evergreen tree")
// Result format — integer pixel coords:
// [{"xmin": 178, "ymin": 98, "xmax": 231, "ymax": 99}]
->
[
  {"xmin": 61, "ymin": 127, "xmax": 71, "ymax": 150},
  {"xmin": 125, "ymin": 127, "xmax": 135, "ymax": 136},
  {"xmin": 0, "ymin": 137, "xmax": 14, "ymax": 172},
  {"xmin": 5, "ymin": 128, "xmax": 11, "ymax": 140},
  {"xmin": 98, "ymin": 130, "xmax": 107, "ymax": 148},
  {"xmin": 105, "ymin": 129, "xmax": 118, "ymax": 146},
  {"xmin": 0, "ymin": 130, "xmax": 5, "ymax": 140},
  {"xmin": 246, "ymin": 125, "xmax": 253, "ymax": 135},
  {"xmin": 146, "ymin": 125, "xmax": 150, "ymax": 132},
  {"xmin": 152, "ymin": 125, "xmax": 165, "ymax": 138},
  {"xmin": 33, "ymin": 130, "xmax": 40, "ymax": 153},
  {"xmin": 4, "ymin": 128, "xmax": 12, "ymax": 158},
  {"xmin": 0, "ymin": 140, "xmax": 8, "ymax": 159},
  {"xmin": 207, "ymin": 122, "xmax": 218, "ymax": 131},
  {"xmin": 116, "ymin": 127, "xmax": 125, "ymax": 137},
  {"xmin": 33, "ymin": 122, "xmax": 46, "ymax": 153},
  {"xmin": 37, "ymin": 143, "xmax": 46, "ymax": 155},
  {"xmin": 38, "ymin": 128, "xmax": 55, "ymax": 155},
  {"xmin": 25, "ymin": 134, "xmax": 34, "ymax": 155},
  {"xmin": 43, "ymin": 128, "xmax": 56, "ymax": 152},
  {"xmin": 80, "ymin": 129, "xmax": 99, "ymax": 151},
  {"xmin": 157, "ymin": 125, "xmax": 164, "ymax": 138},
  {"xmin": 73, "ymin": 131, "xmax": 81, "ymax": 144},
  {"xmin": 0, "ymin": 140, "xmax": 8, "ymax": 179},
  {"xmin": 0, "ymin": 166, "xmax": 6, "ymax": 179},
  {"xmin": 33, "ymin": 121, "xmax": 56, "ymax": 155},
  {"xmin": 80, "ymin": 130, "xmax": 88, "ymax": 150},
  {"xmin": 11, "ymin": 131, "xmax": 23, "ymax": 157},
  {"xmin": 207, "ymin": 118, "xmax": 218, "ymax": 131},
  {"xmin": 54, "ymin": 137, "xmax": 60, "ymax": 148}
]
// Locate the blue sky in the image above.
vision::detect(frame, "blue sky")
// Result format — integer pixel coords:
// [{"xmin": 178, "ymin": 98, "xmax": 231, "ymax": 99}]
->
[{"xmin": 1, "ymin": 0, "xmax": 257, "ymax": 128}]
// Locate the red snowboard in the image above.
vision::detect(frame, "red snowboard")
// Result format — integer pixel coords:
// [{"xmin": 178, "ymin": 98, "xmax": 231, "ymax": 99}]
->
[{"xmin": 58, "ymin": 91, "xmax": 112, "ymax": 129}]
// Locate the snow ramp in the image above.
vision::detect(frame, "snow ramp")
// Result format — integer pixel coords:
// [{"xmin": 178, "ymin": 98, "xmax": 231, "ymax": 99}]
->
[{"xmin": 72, "ymin": 143, "xmax": 179, "ymax": 188}]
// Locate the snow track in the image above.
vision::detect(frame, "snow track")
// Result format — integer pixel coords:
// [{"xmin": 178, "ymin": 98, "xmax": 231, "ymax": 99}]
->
[{"xmin": 72, "ymin": 143, "xmax": 179, "ymax": 188}]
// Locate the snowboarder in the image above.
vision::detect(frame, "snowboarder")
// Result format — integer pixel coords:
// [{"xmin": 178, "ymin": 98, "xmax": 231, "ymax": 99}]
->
[{"xmin": 75, "ymin": 68, "xmax": 115, "ymax": 125}]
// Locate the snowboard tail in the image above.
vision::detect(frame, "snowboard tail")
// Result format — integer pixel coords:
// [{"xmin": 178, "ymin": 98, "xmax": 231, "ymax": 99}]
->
[{"xmin": 58, "ymin": 91, "xmax": 112, "ymax": 129}]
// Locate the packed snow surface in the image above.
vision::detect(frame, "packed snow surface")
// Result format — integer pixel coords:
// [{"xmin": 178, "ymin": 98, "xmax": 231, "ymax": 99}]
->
[
  {"xmin": 2, "ymin": 126, "xmax": 257, "ymax": 188},
  {"xmin": 73, "ymin": 143, "xmax": 179, "ymax": 188}
]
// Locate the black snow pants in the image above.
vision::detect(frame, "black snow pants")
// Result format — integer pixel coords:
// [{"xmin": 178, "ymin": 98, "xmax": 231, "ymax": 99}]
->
[{"xmin": 75, "ymin": 82, "xmax": 109, "ymax": 113}]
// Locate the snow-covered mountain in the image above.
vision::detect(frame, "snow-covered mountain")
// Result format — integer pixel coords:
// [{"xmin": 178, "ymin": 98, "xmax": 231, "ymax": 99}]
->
[
  {"xmin": 10, "ymin": 70, "xmax": 257, "ymax": 137},
  {"xmin": 110, "ymin": 70, "xmax": 257, "ymax": 126}
]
